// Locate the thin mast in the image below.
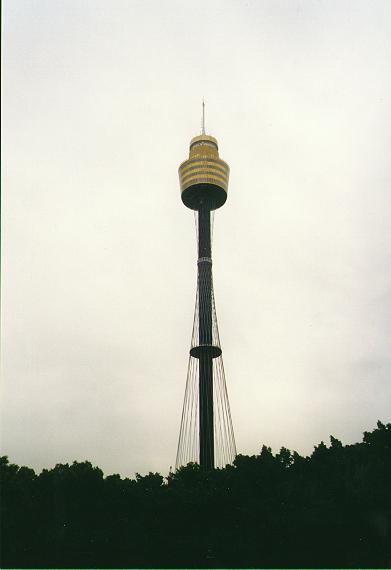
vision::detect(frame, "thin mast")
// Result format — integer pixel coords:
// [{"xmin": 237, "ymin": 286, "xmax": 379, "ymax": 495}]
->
[{"xmin": 201, "ymin": 98, "xmax": 205, "ymax": 135}]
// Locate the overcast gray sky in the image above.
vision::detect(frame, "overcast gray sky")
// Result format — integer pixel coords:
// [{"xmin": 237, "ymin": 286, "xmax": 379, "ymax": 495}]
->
[{"xmin": 2, "ymin": 0, "xmax": 391, "ymax": 477}]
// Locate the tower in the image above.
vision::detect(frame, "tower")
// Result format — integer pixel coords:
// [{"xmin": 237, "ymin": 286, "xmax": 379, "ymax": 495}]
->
[{"xmin": 176, "ymin": 110, "xmax": 236, "ymax": 470}]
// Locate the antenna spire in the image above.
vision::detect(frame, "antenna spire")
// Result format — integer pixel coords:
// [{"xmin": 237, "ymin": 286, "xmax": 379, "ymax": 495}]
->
[{"xmin": 201, "ymin": 98, "xmax": 205, "ymax": 135}]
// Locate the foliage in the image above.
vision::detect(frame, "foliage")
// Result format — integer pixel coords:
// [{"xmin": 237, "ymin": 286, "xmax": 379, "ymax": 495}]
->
[{"xmin": 1, "ymin": 421, "xmax": 390, "ymax": 567}]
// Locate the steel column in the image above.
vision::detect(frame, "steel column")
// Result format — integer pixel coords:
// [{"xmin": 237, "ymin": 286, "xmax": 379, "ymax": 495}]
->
[{"xmin": 197, "ymin": 203, "xmax": 214, "ymax": 469}]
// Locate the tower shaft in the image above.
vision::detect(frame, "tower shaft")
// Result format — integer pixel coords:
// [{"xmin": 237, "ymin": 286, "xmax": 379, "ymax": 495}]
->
[{"xmin": 197, "ymin": 204, "xmax": 214, "ymax": 469}]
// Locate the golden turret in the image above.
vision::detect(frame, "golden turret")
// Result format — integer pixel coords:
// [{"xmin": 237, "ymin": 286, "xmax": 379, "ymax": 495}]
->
[{"xmin": 179, "ymin": 133, "xmax": 230, "ymax": 210}]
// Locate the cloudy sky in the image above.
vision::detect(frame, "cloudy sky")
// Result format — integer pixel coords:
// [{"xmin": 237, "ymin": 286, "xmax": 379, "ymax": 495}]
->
[{"xmin": 2, "ymin": 0, "xmax": 391, "ymax": 477}]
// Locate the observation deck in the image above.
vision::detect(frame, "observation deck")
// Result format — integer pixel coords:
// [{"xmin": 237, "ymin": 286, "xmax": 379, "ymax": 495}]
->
[{"xmin": 179, "ymin": 134, "xmax": 230, "ymax": 210}]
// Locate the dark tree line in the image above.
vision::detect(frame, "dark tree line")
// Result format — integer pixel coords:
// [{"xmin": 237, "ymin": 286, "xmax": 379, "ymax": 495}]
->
[{"xmin": 1, "ymin": 421, "xmax": 390, "ymax": 568}]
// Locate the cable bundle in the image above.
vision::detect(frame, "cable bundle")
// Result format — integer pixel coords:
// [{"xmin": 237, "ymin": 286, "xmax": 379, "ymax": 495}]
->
[{"xmin": 176, "ymin": 212, "xmax": 236, "ymax": 470}]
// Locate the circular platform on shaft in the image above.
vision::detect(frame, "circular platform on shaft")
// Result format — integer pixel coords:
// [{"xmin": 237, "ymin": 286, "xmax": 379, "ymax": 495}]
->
[
  {"xmin": 181, "ymin": 183, "xmax": 227, "ymax": 210},
  {"xmin": 190, "ymin": 344, "xmax": 222, "ymax": 359}
]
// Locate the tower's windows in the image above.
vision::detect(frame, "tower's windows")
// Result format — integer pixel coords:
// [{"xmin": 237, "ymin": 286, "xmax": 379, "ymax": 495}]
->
[{"xmin": 191, "ymin": 141, "xmax": 217, "ymax": 150}]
